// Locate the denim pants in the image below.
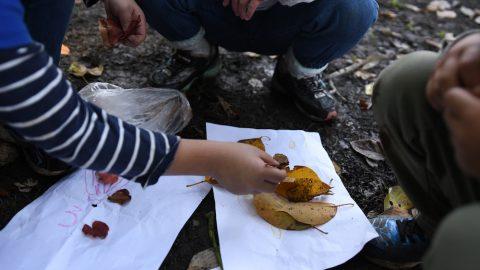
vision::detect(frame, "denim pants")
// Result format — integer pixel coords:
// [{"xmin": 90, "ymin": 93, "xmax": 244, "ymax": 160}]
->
[
  {"xmin": 21, "ymin": 0, "xmax": 75, "ymax": 64},
  {"xmin": 137, "ymin": 0, "xmax": 378, "ymax": 68}
]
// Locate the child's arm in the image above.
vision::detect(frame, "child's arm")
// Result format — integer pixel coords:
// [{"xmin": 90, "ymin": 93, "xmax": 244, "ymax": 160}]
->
[{"xmin": 167, "ymin": 139, "xmax": 287, "ymax": 194}]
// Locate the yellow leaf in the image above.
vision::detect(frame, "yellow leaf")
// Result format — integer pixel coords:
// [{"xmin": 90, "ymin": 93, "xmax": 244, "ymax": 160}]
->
[
  {"xmin": 384, "ymin": 185, "xmax": 414, "ymax": 211},
  {"xmin": 87, "ymin": 65, "xmax": 104, "ymax": 77},
  {"xmin": 238, "ymin": 137, "xmax": 266, "ymax": 151},
  {"xmin": 253, "ymin": 193, "xmax": 349, "ymax": 230},
  {"xmin": 68, "ymin": 62, "xmax": 87, "ymax": 77},
  {"xmin": 275, "ymin": 166, "xmax": 332, "ymax": 202},
  {"xmin": 205, "ymin": 176, "xmax": 218, "ymax": 185}
]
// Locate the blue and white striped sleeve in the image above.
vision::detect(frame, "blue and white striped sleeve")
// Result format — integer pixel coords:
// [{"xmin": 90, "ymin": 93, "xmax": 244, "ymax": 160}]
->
[{"xmin": 0, "ymin": 43, "xmax": 180, "ymax": 187}]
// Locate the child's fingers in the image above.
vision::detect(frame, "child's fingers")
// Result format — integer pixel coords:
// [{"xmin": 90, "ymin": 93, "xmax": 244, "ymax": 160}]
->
[
  {"xmin": 223, "ymin": 0, "xmax": 230, "ymax": 7},
  {"xmin": 443, "ymin": 87, "xmax": 477, "ymax": 128},
  {"xmin": 245, "ymin": 0, "xmax": 260, "ymax": 20},
  {"xmin": 258, "ymin": 151, "xmax": 279, "ymax": 166},
  {"xmin": 262, "ymin": 166, "xmax": 287, "ymax": 183}
]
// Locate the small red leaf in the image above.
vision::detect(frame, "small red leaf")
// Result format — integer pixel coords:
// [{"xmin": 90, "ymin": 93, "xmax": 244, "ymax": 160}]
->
[
  {"xmin": 96, "ymin": 172, "xmax": 119, "ymax": 185},
  {"xmin": 107, "ymin": 189, "xmax": 131, "ymax": 205},
  {"xmin": 82, "ymin": 221, "xmax": 109, "ymax": 239}
]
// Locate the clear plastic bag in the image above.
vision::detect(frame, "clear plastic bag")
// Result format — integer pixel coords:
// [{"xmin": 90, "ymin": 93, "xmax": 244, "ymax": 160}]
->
[{"xmin": 79, "ymin": 83, "xmax": 192, "ymax": 134}]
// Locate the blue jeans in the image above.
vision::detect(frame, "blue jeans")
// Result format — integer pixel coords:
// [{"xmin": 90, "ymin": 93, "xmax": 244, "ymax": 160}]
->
[
  {"xmin": 137, "ymin": 0, "xmax": 378, "ymax": 68},
  {"xmin": 21, "ymin": 0, "xmax": 75, "ymax": 64}
]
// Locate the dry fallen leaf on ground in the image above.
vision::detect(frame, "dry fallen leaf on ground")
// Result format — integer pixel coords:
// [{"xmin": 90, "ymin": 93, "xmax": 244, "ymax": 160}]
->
[
  {"xmin": 87, "ymin": 65, "xmax": 104, "ymax": 77},
  {"xmin": 108, "ymin": 189, "xmax": 131, "ymax": 205},
  {"xmin": 350, "ymin": 139, "xmax": 384, "ymax": 161},
  {"xmin": 14, "ymin": 178, "xmax": 38, "ymax": 193},
  {"xmin": 60, "ymin": 44, "xmax": 70, "ymax": 56},
  {"xmin": 273, "ymin": 153, "xmax": 289, "ymax": 170},
  {"xmin": 276, "ymin": 166, "xmax": 332, "ymax": 202},
  {"xmin": 82, "ymin": 221, "xmax": 109, "ymax": 239},
  {"xmin": 68, "ymin": 62, "xmax": 87, "ymax": 77},
  {"xmin": 253, "ymin": 193, "xmax": 351, "ymax": 231}
]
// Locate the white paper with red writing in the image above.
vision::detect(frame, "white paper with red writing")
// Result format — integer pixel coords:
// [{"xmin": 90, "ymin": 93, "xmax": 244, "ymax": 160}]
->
[
  {"xmin": 207, "ymin": 123, "xmax": 378, "ymax": 270},
  {"xmin": 0, "ymin": 171, "xmax": 211, "ymax": 270}
]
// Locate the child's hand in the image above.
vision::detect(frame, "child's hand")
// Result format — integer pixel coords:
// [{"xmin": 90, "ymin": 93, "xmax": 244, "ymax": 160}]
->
[
  {"xmin": 166, "ymin": 139, "xmax": 287, "ymax": 195},
  {"xmin": 223, "ymin": 0, "xmax": 262, "ymax": 21},
  {"xmin": 211, "ymin": 142, "xmax": 286, "ymax": 194}
]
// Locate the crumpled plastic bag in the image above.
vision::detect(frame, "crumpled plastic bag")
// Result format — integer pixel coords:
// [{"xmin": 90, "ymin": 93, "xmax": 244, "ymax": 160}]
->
[{"xmin": 79, "ymin": 83, "xmax": 192, "ymax": 134}]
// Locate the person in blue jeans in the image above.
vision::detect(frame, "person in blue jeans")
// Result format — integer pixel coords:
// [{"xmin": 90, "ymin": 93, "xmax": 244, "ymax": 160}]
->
[{"xmin": 93, "ymin": 0, "xmax": 378, "ymax": 122}]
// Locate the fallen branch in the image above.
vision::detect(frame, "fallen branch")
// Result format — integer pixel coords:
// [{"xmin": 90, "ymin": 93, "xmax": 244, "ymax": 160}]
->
[
  {"xmin": 325, "ymin": 55, "xmax": 384, "ymax": 80},
  {"xmin": 328, "ymin": 79, "xmax": 347, "ymax": 102}
]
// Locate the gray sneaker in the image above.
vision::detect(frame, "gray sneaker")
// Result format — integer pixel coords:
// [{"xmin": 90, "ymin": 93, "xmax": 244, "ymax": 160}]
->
[
  {"xmin": 150, "ymin": 46, "xmax": 222, "ymax": 92},
  {"xmin": 271, "ymin": 57, "xmax": 337, "ymax": 122}
]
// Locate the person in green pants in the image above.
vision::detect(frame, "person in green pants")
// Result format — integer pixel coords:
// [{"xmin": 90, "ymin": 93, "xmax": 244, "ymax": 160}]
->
[{"xmin": 363, "ymin": 30, "xmax": 480, "ymax": 270}]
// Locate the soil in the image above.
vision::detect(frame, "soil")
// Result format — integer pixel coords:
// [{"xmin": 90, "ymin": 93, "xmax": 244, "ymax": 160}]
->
[{"xmin": 0, "ymin": 0, "xmax": 478, "ymax": 269}]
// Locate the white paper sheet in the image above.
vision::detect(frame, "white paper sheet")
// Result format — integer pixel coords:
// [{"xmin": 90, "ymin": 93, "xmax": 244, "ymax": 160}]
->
[
  {"xmin": 0, "ymin": 171, "xmax": 211, "ymax": 270},
  {"xmin": 207, "ymin": 123, "xmax": 378, "ymax": 270}
]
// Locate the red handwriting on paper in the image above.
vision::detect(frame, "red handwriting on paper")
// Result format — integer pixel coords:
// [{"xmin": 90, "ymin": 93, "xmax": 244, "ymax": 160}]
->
[
  {"xmin": 58, "ymin": 205, "xmax": 83, "ymax": 228},
  {"xmin": 84, "ymin": 170, "xmax": 129, "ymax": 206}
]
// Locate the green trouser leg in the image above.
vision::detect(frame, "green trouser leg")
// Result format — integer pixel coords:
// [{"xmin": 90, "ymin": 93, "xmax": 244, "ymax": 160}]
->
[{"xmin": 373, "ymin": 51, "xmax": 480, "ymax": 270}]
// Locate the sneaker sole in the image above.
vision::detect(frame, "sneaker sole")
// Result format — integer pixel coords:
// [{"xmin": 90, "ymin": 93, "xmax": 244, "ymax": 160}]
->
[
  {"xmin": 181, "ymin": 58, "xmax": 222, "ymax": 92},
  {"xmin": 271, "ymin": 78, "xmax": 335, "ymax": 122}
]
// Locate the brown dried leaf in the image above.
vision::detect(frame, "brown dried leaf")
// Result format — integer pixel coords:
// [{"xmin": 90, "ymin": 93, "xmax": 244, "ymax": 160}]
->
[
  {"xmin": 96, "ymin": 172, "xmax": 119, "ymax": 185},
  {"xmin": 276, "ymin": 166, "xmax": 332, "ymax": 202},
  {"xmin": 273, "ymin": 153, "xmax": 289, "ymax": 170},
  {"xmin": 87, "ymin": 65, "xmax": 104, "ymax": 77},
  {"xmin": 82, "ymin": 220, "xmax": 109, "ymax": 239},
  {"xmin": 350, "ymin": 139, "xmax": 384, "ymax": 161},
  {"xmin": 217, "ymin": 96, "xmax": 239, "ymax": 119},
  {"xmin": 108, "ymin": 189, "xmax": 131, "ymax": 205},
  {"xmin": 380, "ymin": 10, "xmax": 397, "ymax": 19},
  {"xmin": 61, "ymin": 44, "xmax": 70, "ymax": 56},
  {"xmin": 358, "ymin": 97, "xmax": 372, "ymax": 111},
  {"xmin": 98, "ymin": 15, "xmax": 141, "ymax": 48},
  {"xmin": 253, "ymin": 193, "xmax": 349, "ymax": 230}
]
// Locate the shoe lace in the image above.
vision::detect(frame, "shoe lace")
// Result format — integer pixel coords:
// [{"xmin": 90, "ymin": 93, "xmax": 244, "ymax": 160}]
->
[{"xmin": 303, "ymin": 74, "xmax": 330, "ymax": 99}]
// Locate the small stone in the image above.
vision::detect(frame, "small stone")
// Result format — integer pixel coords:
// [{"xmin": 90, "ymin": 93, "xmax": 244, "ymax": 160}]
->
[
  {"xmin": 248, "ymin": 78, "xmax": 263, "ymax": 89},
  {"xmin": 460, "ymin": 6, "xmax": 476, "ymax": 18},
  {"xmin": 436, "ymin": 10, "xmax": 457, "ymax": 19}
]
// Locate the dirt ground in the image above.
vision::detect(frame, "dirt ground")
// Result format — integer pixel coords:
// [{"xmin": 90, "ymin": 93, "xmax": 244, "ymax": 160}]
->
[{"xmin": 0, "ymin": 0, "xmax": 478, "ymax": 269}]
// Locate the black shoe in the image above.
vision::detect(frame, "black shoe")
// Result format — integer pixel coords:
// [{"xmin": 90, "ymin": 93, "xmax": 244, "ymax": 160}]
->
[
  {"xmin": 271, "ymin": 57, "xmax": 337, "ymax": 122},
  {"xmin": 21, "ymin": 144, "xmax": 73, "ymax": 176},
  {"xmin": 363, "ymin": 215, "xmax": 429, "ymax": 269},
  {"xmin": 150, "ymin": 46, "xmax": 222, "ymax": 91}
]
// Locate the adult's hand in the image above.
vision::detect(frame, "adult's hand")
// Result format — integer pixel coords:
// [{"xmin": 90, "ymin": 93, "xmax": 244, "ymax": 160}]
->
[
  {"xmin": 103, "ymin": 0, "xmax": 147, "ymax": 47},
  {"xmin": 443, "ymin": 87, "xmax": 480, "ymax": 178},
  {"xmin": 223, "ymin": 0, "xmax": 262, "ymax": 21},
  {"xmin": 426, "ymin": 33, "xmax": 480, "ymax": 110}
]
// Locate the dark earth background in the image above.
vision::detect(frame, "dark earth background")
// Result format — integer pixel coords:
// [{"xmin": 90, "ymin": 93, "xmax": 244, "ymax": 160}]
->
[{"xmin": 0, "ymin": 0, "xmax": 478, "ymax": 269}]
